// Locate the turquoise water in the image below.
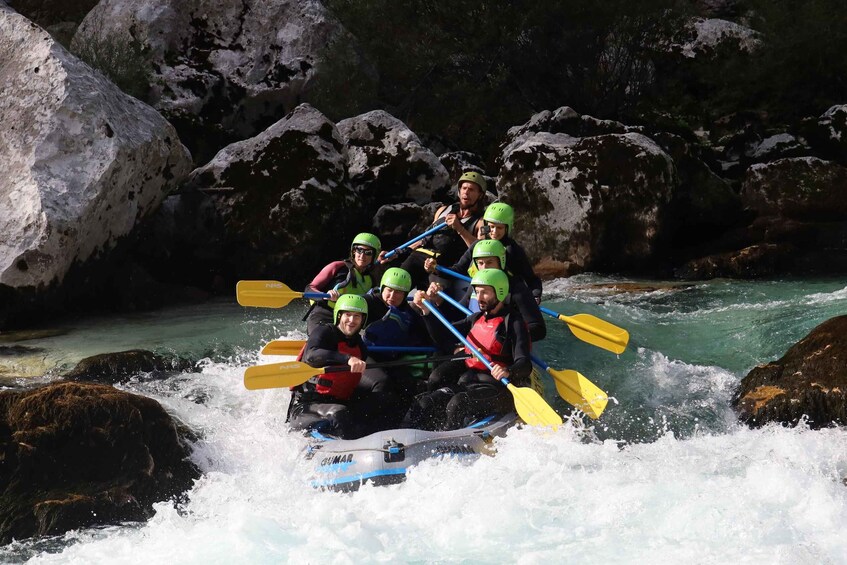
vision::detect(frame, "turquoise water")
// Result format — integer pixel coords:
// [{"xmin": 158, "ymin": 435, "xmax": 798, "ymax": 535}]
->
[{"xmin": 2, "ymin": 276, "xmax": 847, "ymax": 563}]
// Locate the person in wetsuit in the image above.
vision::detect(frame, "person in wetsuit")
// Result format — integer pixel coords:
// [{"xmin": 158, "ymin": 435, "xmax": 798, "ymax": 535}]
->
[
  {"xmin": 426, "ymin": 201, "xmax": 543, "ymax": 304},
  {"xmin": 402, "ymin": 269, "xmax": 532, "ymax": 431},
  {"xmin": 287, "ymin": 294, "xmax": 399, "ymax": 439},
  {"xmin": 358, "ymin": 267, "xmax": 433, "ymax": 426},
  {"xmin": 304, "ymin": 232, "xmax": 381, "ymax": 335},
  {"xmin": 379, "ymin": 171, "xmax": 486, "ymax": 292}
]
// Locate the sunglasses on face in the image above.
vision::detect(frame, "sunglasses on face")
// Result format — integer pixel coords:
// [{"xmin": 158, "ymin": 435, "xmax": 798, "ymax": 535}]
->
[{"xmin": 352, "ymin": 247, "xmax": 375, "ymax": 256}]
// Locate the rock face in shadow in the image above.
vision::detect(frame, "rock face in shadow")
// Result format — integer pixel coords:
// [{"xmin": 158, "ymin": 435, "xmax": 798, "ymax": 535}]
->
[
  {"xmin": 63, "ymin": 349, "xmax": 194, "ymax": 384},
  {"xmin": 733, "ymin": 315, "xmax": 847, "ymax": 428},
  {"xmin": 0, "ymin": 381, "xmax": 200, "ymax": 543}
]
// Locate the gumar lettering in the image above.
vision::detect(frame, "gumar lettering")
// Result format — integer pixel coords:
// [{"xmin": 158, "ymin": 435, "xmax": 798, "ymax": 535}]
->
[
  {"xmin": 266, "ymin": 282, "xmax": 285, "ymax": 288},
  {"xmin": 431, "ymin": 445, "xmax": 475, "ymax": 456},
  {"xmin": 320, "ymin": 453, "xmax": 354, "ymax": 466}
]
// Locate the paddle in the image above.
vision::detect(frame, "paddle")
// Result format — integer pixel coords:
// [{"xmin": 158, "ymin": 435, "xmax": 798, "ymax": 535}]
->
[
  {"xmin": 420, "ymin": 298, "xmax": 562, "ymax": 427},
  {"xmin": 381, "ymin": 222, "xmax": 447, "ymax": 261},
  {"xmin": 433, "ymin": 290, "xmax": 608, "ymax": 418},
  {"xmin": 530, "ymin": 357, "xmax": 607, "ymax": 419},
  {"xmin": 244, "ymin": 354, "xmax": 468, "ymax": 390},
  {"xmin": 236, "ymin": 280, "xmax": 328, "ymax": 308},
  {"xmin": 434, "ymin": 265, "xmax": 629, "ymax": 354},
  {"xmin": 261, "ymin": 340, "xmax": 437, "ymax": 356}
]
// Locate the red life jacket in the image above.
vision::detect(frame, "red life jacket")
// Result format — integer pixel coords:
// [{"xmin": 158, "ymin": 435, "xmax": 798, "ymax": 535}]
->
[
  {"xmin": 295, "ymin": 341, "xmax": 363, "ymax": 400},
  {"xmin": 464, "ymin": 314, "xmax": 512, "ymax": 371}
]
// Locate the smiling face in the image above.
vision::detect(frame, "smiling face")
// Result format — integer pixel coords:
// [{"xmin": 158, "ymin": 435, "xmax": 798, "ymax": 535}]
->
[
  {"xmin": 351, "ymin": 246, "xmax": 375, "ymax": 269},
  {"xmin": 484, "ymin": 221, "xmax": 507, "ymax": 240},
  {"xmin": 338, "ymin": 311, "xmax": 364, "ymax": 336}
]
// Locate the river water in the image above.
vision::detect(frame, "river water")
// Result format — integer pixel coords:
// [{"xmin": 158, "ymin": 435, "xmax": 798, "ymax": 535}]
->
[{"xmin": 2, "ymin": 276, "xmax": 847, "ymax": 563}]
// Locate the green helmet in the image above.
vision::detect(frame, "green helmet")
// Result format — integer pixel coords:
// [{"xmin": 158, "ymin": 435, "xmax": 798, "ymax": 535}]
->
[
  {"xmin": 351, "ymin": 232, "xmax": 381, "ymax": 255},
  {"xmin": 470, "ymin": 268, "xmax": 509, "ymax": 302},
  {"xmin": 483, "ymin": 202, "xmax": 514, "ymax": 235},
  {"xmin": 458, "ymin": 171, "xmax": 487, "ymax": 193},
  {"xmin": 472, "ymin": 239, "xmax": 507, "ymax": 270},
  {"xmin": 380, "ymin": 267, "xmax": 412, "ymax": 293},
  {"xmin": 333, "ymin": 293, "xmax": 369, "ymax": 326}
]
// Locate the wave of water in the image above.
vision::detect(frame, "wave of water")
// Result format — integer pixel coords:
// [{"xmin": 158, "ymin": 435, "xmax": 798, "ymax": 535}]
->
[{"xmin": 3, "ymin": 278, "xmax": 847, "ymax": 562}]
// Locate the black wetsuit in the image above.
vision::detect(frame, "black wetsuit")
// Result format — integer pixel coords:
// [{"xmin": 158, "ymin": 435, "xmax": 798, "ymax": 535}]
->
[
  {"xmin": 288, "ymin": 323, "xmax": 398, "ymax": 439},
  {"xmin": 399, "ymin": 203, "xmax": 483, "ymax": 291},
  {"xmin": 402, "ymin": 303, "xmax": 532, "ymax": 431}
]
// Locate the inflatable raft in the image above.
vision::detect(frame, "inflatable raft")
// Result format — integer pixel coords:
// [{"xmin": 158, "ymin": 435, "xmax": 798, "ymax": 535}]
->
[{"xmin": 304, "ymin": 412, "xmax": 517, "ymax": 491}]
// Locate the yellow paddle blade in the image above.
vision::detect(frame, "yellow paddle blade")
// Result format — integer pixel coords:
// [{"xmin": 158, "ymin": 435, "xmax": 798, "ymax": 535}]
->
[
  {"xmin": 261, "ymin": 340, "xmax": 307, "ymax": 356},
  {"xmin": 547, "ymin": 368, "xmax": 608, "ymax": 419},
  {"xmin": 236, "ymin": 280, "xmax": 302, "ymax": 308},
  {"xmin": 243, "ymin": 361, "xmax": 323, "ymax": 390},
  {"xmin": 560, "ymin": 313, "xmax": 629, "ymax": 354},
  {"xmin": 506, "ymin": 383, "xmax": 563, "ymax": 427}
]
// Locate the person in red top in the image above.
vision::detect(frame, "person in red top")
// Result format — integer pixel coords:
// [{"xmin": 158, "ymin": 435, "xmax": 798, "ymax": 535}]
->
[
  {"xmin": 304, "ymin": 233, "xmax": 381, "ymax": 335},
  {"xmin": 401, "ymin": 269, "xmax": 532, "ymax": 431},
  {"xmin": 287, "ymin": 294, "xmax": 398, "ymax": 439}
]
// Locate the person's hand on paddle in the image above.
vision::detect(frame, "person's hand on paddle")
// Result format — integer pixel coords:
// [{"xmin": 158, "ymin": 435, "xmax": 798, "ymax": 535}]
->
[
  {"xmin": 490, "ymin": 364, "xmax": 510, "ymax": 381},
  {"xmin": 347, "ymin": 356, "xmax": 366, "ymax": 373},
  {"xmin": 412, "ymin": 290, "xmax": 430, "ymax": 315},
  {"xmin": 445, "ymin": 213, "xmax": 469, "ymax": 236},
  {"xmin": 327, "ymin": 289, "xmax": 340, "ymax": 301},
  {"xmin": 424, "ymin": 257, "xmax": 438, "ymax": 273},
  {"xmin": 425, "ymin": 281, "xmax": 444, "ymax": 305}
]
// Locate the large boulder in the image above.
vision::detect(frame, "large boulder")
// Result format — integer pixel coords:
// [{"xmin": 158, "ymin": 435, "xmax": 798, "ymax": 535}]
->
[
  {"xmin": 496, "ymin": 110, "xmax": 676, "ymax": 273},
  {"xmin": 733, "ymin": 316, "xmax": 847, "ymax": 428},
  {"xmin": 337, "ymin": 110, "xmax": 450, "ymax": 207},
  {"xmin": 741, "ymin": 157, "xmax": 847, "ymax": 221},
  {"xmin": 142, "ymin": 104, "xmax": 364, "ymax": 288},
  {"xmin": 73, "ymin": 0, "xmax": 375, "ymax": 163},
  {"xmin": 669, "ymin": 18, "xmax": 760, "ymax": 60},
  {"xmin": 0, "ymin": 7, "xmax": 192, "ymax": 326},
  {"xmin": 0, "ymin": 381, "xmax": 200, "ymax": 543},
  {"xmin": 799, "ymin": 104, "xmax": 847, "ymax": 166},
  {"xmin": 63, "ymin": 349, "xmax": 194, "ymax": 384}
]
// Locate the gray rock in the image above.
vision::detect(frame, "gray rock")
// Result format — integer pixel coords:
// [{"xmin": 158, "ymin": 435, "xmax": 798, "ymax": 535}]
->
[
  {"xmin": 671, "ymin": 18, "xmax": 761, "ymax": 59},
  {"xmin": 497, "ymin": 121, "xmax": 676, "ymax": 272},
  {"xmin": 0, "ymin": 7, "xmax": 192, "ymax": 291},
  {"xmin": 338, "ymin": 110, "xmax": 450, "ymax": 206},
  {"xmin": 73, "ymin": 0, "xmax": 373, "ymax": 163},
  {"xmin": 158, "ymin": 104, "xmax": 364, "ymax": 286},
  {"xmin": 741, "ymin": 157, "xmax": 847, "ymax": 221}
]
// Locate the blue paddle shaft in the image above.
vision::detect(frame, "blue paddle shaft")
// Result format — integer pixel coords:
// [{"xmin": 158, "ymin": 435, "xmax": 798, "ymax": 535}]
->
[
  {"xmin": 437, "ymin": 291, "xmax": 549, "ymax": 377},
  {"xmin": 421, "ymin": 299, "xmax": 494, "ymax": 372},
  {"xmin": 383, "ymin": 222, "xmax": 447, "ymax": 260},
  {"xmin": 436, "ymin": 265, "xmax": 472, "ymax": 282}
]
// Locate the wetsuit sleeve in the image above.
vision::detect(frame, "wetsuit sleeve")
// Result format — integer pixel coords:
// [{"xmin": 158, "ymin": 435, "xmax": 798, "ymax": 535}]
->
[
  {"xmin": 302, "ymin": 325, "xmax": 356, "ymax": 367},
  {"xmin": 449, "ymin": 241, "xmax": 476, "ymax": 274},
  {"xmin": 506, "ymin": 313, "xmax": 532, "ymax": 383},
  {"xmin": 511, "ymin": 285, "xmax": 547, "ymax": 342},
  {"xmin": 420, "ymin": 311, "xmax": 475, "ymax": 353},
  {"xmin": 507, "ymin": 243, "xmax": 543, "ymax": 299},
  {"xmin": 306, "ymin": 261, "xmax": 346, "ymax": 294}
]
